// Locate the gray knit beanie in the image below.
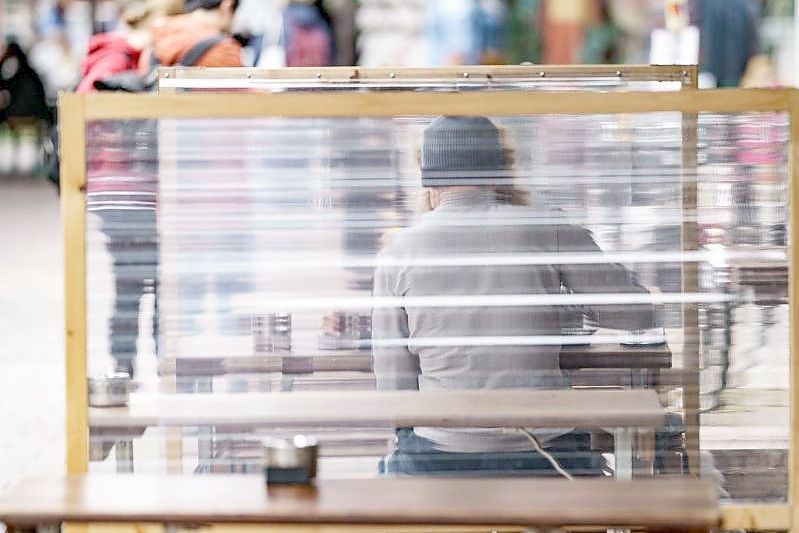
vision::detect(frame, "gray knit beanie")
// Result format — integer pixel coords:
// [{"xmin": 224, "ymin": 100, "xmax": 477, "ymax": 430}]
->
[{"xmin": 420, "ymin": 116, "xmax": 508, "ymax": 187}]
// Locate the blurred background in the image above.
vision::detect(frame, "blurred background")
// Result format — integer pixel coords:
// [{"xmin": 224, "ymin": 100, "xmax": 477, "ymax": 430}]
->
[
  {"xmin": 0, "ymin": 0, "xmax": 796, "ymax": 177},
  {"xmin": 0, "ymin": 0, "xmax": 797, "ymax": 175},
  {"xmin": 0, "ymin": 0, "xmax": 796, "ymax": 500}
]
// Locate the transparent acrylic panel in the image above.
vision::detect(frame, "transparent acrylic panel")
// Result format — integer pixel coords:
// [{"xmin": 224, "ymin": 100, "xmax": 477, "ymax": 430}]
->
[
  {"xmin": 84, "ymin": 112, "xmax": 788, "ymax": 504},
  {"xmin": 696, "ymin": 113, "xmax": 789, "ymax": 502}
]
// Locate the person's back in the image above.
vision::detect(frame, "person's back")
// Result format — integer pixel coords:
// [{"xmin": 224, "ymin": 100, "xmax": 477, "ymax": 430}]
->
[
  {"xmin": 373, "ymin": 116, "xmax": 658, "ymax": 456},
  {"xmin": 145, "ymin": 0, "xmax": 242, "ymax": 69},
  {"xmin": 376, "ymin": 197, "xmax": 566, "ymax": 394},
  {"xmin": 375, "ymin": 193, "xmax": 657, "ymax": 452}
]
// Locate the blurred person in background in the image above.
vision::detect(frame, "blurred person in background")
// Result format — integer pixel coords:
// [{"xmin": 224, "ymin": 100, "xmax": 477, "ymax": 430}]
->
[
  {"xmin": 240, "ymin": 0, "xmax": 337, "ymax": 68},
  {"xmin": 326, "ymin": 0, "xmax": 357, "ymax": 66},
  {"xmin": 356, "ymin": 0, "xmax": 426, "ymax": 67},
  {"xmin": 540, "ymin": 0, "xmax": 593, "ymax": 64},
  {"xmin": 0, "ymin": 41, "xmax": 52, "ymax": 126},
  {"xmin": 508, "ymin": 0, "xmax": 541, "ymax": 64},
  {"xmin": 78, "ymin": 0, "xmax": 186, "ymax": 376},
  {"xmin": 579, "ymin": 0, "xmax": 621, "ymax": 63},
  {"xmin": 607, "ymin": 0, "xmax": 660, "ymax": 64},
  {"xmin": 142, "ymin": 0, "xmax": 243, "ymax": 70},
  {"xmin": 696, "ymin": 0, "xmax": 760, "ymax": 87},
  {"xmin": 76, "ymin": 0, "xmax": 184, "ymax": 93},
  {"xmin": 0, "ymin": 40, "xmax": 53, "ymax": 175},
  {"xmin": 85, "ymin": 0, "xmax": 242, "ymax": 377},
  {"xmin": 282, "ymin": 0, "xmax": 334, "ymax": 66},
  {"xmin": 425, "ymin": 0, "xmax": 508, "ymax": 66},
  {"xmin": 30, "ymin": 0, "xmax": 81, "ymax": 96}
]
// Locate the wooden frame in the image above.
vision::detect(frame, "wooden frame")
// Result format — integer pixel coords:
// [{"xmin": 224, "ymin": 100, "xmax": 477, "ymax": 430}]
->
[
  {"xmin": 155, "ymin": 64, "xmax": 698, "ymax": 93},
  {"xmin": 60, "ymin": 94, "xmax": 88, "ymax": 476},
  {"xmin": 60, "ymin": 87, "xmax": 797, "ymax": 532}
]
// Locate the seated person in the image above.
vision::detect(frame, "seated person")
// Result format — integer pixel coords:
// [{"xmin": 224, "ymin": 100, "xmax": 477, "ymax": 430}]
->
[{"xmin": 372, "ymin": 116, "xmax": 659, "ymax": 476}]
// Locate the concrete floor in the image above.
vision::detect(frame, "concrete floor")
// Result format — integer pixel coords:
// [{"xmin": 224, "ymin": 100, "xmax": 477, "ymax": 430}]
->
[{"xmin": 0, "ymin": 176, "xmax": 65, "ymax": 491}]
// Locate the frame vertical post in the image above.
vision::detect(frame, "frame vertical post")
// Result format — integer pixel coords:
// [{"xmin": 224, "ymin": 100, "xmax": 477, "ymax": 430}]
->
[
  {"xmin": 680, "ymin": 82, "xmax": 701, "ymax": 475},
  {"xmin": 789, "ymin": 94, "xmax": 799, "ymax": 533},
  {"xmin": 684, "ymin": 65, "xmax": 699, "ymax": 90},
  {"xmin": 60, "ymin": 93, "xmax": 89, "ymax": 475}
]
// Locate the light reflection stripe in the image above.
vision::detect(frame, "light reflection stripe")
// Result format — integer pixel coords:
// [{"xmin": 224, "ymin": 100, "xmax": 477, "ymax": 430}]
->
[{"xmin": 234, "ymin": 292, "xmax": 736, "ymax": 310}]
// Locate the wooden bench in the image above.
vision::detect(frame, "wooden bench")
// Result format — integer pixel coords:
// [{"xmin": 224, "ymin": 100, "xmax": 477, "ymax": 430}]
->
[
  {"xmin": 90, "ymin": 389, "xmax": 665, "ymax": 479},
  {"xmin": 0, "ymin": 475, "xmax": 719, "ymax": 532},
  {"xmin": 90, "ymin": 389, "xmax": 664, "ymax": 429}
]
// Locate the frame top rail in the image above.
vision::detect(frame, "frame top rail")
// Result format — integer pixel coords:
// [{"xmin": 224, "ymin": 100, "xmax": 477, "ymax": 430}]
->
[{"xmin": 69, "ymin": 88, "xmax": 796, "ymax": 121}]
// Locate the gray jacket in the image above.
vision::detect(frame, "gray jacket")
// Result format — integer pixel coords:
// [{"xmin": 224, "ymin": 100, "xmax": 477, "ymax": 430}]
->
[{"xmin": 372, "ymin": 189, "xmax": 657, "ymax": 452}]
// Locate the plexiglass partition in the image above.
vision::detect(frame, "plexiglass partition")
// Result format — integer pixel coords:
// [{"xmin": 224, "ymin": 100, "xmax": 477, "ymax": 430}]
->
[{"xmin": 63, "ymin": 89, "xmax": 796, "ymax": 531}]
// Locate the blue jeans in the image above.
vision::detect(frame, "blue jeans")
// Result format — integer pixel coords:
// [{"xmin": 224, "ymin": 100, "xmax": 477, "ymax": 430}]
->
[{"xmin": 380, "ymin": 428, "xmax": 605, "ymax": 477}]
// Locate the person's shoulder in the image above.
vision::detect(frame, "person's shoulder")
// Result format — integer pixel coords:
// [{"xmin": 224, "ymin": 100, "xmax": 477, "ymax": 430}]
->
[
  {"xmin": 377, "ymin": 225, "xmax": 419, "ymax": 258},
  {"xmin": 196, "ymin": 37, "xmax": 243, "ymax": 68}
]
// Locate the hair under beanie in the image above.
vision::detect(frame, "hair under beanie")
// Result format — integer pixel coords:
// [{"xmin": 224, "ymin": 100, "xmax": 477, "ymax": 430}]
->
[{"xmin": 420, "ymin": 116, "xmax": 508, "ymax": 187}]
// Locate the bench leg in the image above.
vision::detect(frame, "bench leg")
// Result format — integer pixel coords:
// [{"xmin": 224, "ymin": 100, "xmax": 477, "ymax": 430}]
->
[
  {"xmin": 196, "ymin": 377, "xmax": 214, "ymax": 472},
  {"xmin": 637, "ymin": 429, "xmax": 656, "ymax": 475},
  {"xmin": 613, "ymin": 428, "xmax": 634, "ymax": 480},
  {"xmin": 115, "ymin": 438, "xmax": 134, "ymax": 473}
]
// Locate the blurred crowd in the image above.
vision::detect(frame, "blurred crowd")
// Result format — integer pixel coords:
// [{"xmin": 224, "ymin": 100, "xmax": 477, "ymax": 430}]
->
[
  {"xmin": 1, "ymin": 0, "xmax": 794, "ymax": 93},
  {"xmin": 0, "ymin": 0, "xmax": 793, "ymax": 175}
]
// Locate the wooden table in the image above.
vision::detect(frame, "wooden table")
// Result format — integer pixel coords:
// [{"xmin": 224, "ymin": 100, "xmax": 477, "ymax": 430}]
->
[
  {"xmin": 0, "ymin": 475, "xmax": 720, "ymax": 532},
  {"xmin": 729, "ymin": 256, "xmax": 788, "ymax": 302},
  {"xmin": 91, "ymin": 389, "xmax": 665, "ymax": 479},
  {"xmin": 159, "ymin": 343, "xmax": 672, "ymax": 378}
]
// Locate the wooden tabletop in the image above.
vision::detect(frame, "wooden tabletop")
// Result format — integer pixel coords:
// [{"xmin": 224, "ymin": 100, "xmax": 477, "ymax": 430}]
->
[
  {"xmin": 89, "ymin": 389, "xmax": 665, "ymax": 429},
  {"xmin": 559, "ymin": 343, "xmax": 671, "ymax": 370},
  {"xmin": 160, "ymin": 343, "xmax": 672, "ymax": 377},
  {"xmin": 0, "ymin": 475, "xmax": 719, "ymax": 530}
]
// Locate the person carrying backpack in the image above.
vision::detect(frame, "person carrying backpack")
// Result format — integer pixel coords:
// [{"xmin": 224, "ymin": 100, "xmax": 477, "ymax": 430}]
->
[
  {"xmin": 142, "ymin": 0, "xmax": 243, "ymax": 71},
  {"xmin": 76, "ymin": 0, "xmax": 184, "ymax": 94},
  {"xmin": 81, "ymin": 0, "xmax": 242, "ymax": 377}
]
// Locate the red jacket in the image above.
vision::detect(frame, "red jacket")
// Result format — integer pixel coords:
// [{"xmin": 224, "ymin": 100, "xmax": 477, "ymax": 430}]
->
[{"xmin": 76, "ymin": 33, "xmax": 141, "ymax": 94}]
